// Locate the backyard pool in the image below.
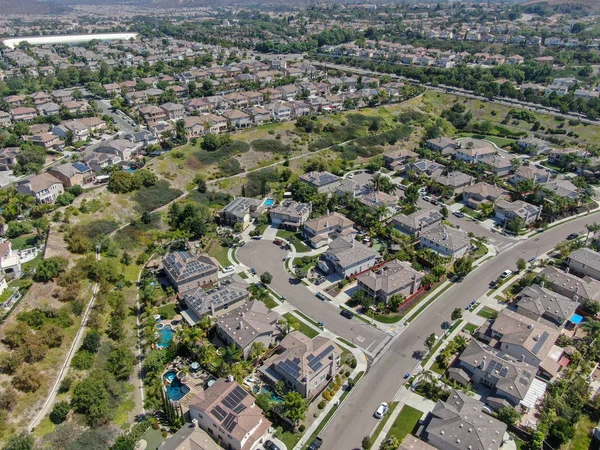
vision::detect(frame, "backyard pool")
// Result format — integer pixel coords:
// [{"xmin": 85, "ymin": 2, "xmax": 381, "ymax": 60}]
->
[
  {"xmin": 157, "ymin": 324, "xmax": 175, "ymax": 348},
  {"xmin": 253, "ymin": 385, "xmax": 284, "ymax": 403},
  {"xmin": 263, "ymin": 198, "xmax": 275, "ymax": 207},
  {"xmin": 163, "ymin": 370, "xmax": 190, "ymax": 401}
]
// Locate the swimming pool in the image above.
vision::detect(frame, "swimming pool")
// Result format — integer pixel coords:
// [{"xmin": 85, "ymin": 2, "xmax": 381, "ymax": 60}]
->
[
  {"xmin": 124, "ymin": 167, "xmax": 137, "ymax": 173},
  {"xmin": 163, "ymin": 370, "xmax": 190, "ymax": 401},
  {"xmin": 157, "ymin": 324, "xmax": 175, "ymax": 348},
  {"xmin": 254, "ymin": 385, "xmax": 284, "ymax": 403},
  {"xmin": 264, "ymin": 198, "xmax": 275, "ymax": 207}
]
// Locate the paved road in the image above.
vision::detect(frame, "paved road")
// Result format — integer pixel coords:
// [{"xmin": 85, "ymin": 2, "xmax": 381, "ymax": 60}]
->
[
  {"xmin": 98, "ymin": 100, "xmax": 137, "ymax": 134},
  {"xmin": 236, "ymin": 240, "xmax": 390, "ymax": 355},
  {"xmin": 319, "ymin": 211, "xmax": 600, "ymax": 450}
]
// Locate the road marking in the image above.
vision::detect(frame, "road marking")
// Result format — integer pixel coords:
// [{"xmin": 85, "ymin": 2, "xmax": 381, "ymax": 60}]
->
[{"xmin": 356, "ymin": 335, "xmax": 365, "ymax": 343}]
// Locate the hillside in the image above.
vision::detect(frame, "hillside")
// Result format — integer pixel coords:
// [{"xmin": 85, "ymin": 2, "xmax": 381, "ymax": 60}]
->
[
  {"xmin": 3, "ymin": 0, "xmax": 69, "ymax": 14},
  {"xmin": 521, "ymin": 0, "xmax": 600, "ymax": 10}
]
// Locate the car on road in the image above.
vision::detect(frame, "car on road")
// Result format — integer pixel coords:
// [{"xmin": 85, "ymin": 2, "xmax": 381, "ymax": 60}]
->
[
  {"xmin": 374, "ymin": 402, "xmax": 389, "ymax": 419},
  {"xmin": 264, "ymin": 440, "xmax": 281, "ymax": 450},
  {"xmin": 316, "ymin": 292, "xmax": 326, "ymax": 300},
  {"xmin": 430, "ymin": 199, "xmax": 439, "ymax": 206},
  {"xmin": 252, "ymin": 236, "xmax": 262, "ymax": 240},
  {"xmin": 222, "ymin": 265, "xmax": 234, "ymax": 273},
  {"xmin": 567, "ymin": 233, "xmax": 580, "ymax": 240},
  {"xmin": 404, "ymin": 373, "xmax": 411, "ymax": 379},
  {"xmin": 250, "ymin": 268, "xmax": 257, "ymax": 275},
  {"xmin": 398, "ymin": 184, "xmax": 406, "ymax": 190},
  {"xmin": 340, "ymin": 309, "xmax": 354, "ymax": 319},
  {"xmin": 307, "ymin": 437, "xmax": 323, "ymax": 450},
  {"xmin": 501, "ymin": 269, "xmax": 513, "ymax": 279},
  {"xmin": 273, "ymin": 239, "xmax": 283, "ymax": 245},
  {"xmin": 452, "ymin": 211, "xmax": 464, "ymax": 218}
]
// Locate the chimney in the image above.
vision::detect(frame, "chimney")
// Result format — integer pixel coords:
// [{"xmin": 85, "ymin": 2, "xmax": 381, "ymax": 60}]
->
[
  {"xmin": 192, "ymin": 418, "xmax": 199, "ymax": 428},
  {"xmin": 227, "ymin": 374, "xmax": 234, "ymax": 382}
]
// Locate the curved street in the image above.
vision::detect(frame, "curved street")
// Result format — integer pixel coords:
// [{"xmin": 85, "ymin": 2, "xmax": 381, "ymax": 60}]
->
[{"xmin": 317, "ymin": 211, "xmax": 600, "ymax": 450}]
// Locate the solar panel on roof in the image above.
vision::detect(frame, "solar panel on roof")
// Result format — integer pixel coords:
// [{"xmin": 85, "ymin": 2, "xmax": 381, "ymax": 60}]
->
[
  {"xmin": 223, "ymin": 413, "xmax": 237, "ymax": 432},
  {"xmin": 212, "ymin": 406, "xmax": 227, "ymax": 421}
]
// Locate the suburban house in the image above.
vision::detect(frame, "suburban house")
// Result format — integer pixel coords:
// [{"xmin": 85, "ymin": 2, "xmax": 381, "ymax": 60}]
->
[
  {"xmin": 48, "ymin": 162, "xmax": 94, "ymax": 187},
  {"xmin": 0, "ymin": 147, "xmax": 19, "ymax": 171},
  {"xmin": 95, "ymin": 139, "xmax": 138, "ymax": 161},
  {"xmin": 423, "ymin": 390, "xmax": 507, "ymax": 450},
  {"xmin": 462, "ymin": 183, "xmax": 506, "ymax": 209},
  {"xmin": 16, "ymin": 173, "xmax": 64, "ymax": 204},
  {"xmin": 358, "ymin": 190, "xmax": 398, "ymax": 217},
  {"xmin": 259, "ymin": 331, "xmax": 341, "ymax": 398},
  {"xmin": 419, "ymin": 224, "xmax": 470, "ymax": 259},
  {"xmin": 139, "ymin": 105, "xmax": 167, "ymax": 125},
  {"xmin": 408, "ymin": 159, "xmax": 445, "ymax": 178},
  {"xmin": 541, "ymin": 179, "xmax": 579, "ymax": 199},
  {"xmin": 516, "ymin": 284, "xmax": 578, "ymax": 326},
  {"xmin": 356, "ymin": 259, "xmax": 423, "ymax": 303},
  {"xmin": 299, "ymin": 171, "xmax": 341, "ymax": 193},
  {"xmin": 181, "ymin": 276, "xmax": 249, "ymax": 325},
  {"xmin": 494, "ymin": 200, "xmax": 542, "ymax": 227},
  {"xmin": 269, "ymin": 201, "xmax": 312, "ymax": 230},
  {"xmin": 383, "ymin": 149, "xmax": 418, "ymax": 171},
  {"xmin": 567, "ymin": 248, "xmax": 600, "ymax": 281},
  {"xmin": 243, "ymin": 106, "xmax": 271, "ymax": 125},
  {"xmin": 509, "ymin": 166, "xmax": 551, "ymax": 185},
  {"xmin": 219, "ymin": 197, "xmax": 263, "ymax": 230},
  {"xmin": 539, "ymin": 266, "xmax": 600, "ymax": 303},
  {"xmin": 30, "ymin": 133, "xmax": 62, "ymax": 150},
  {"xmin": 0, "ymin": 241, "xmax": 22, "ymax": 278},
  {"xmin": 222, "ymin": 110, "xmax": 252, "ymax": 129},
  {"xmin": 0, "ymin": 112, "xmax": 11, "ymax": 127},
  {"xmin": 518, "ymin": 137, "xmax": 553, "ymax": 155},
  {"xmin": 216, "ymin": 300, "xmax": 282, "ymax": 359},
  {"xmin": 302, "ymin": 212, "xmax": 356, "ymax": 248},
  {"xmin": 454, "ymin": 140, "xmax": 496, "ymax": 163},
  {"xmin": 158, "ymin": 422, "xmax": 221, "ymax": 450},
  {"xmin": 479, "ymin": 153, "xmax": 514, "ymax": 177},
  {"xmin": 457, "ymin": 339, "xmax": 537, "ymax": 407},
  {"xmin": 432, "ymin": 171, "xmax": 474, "ymax": 192},
  {"xmin": 160, "ymin": 102, "xmax": 185, "ymax": 121},
  {"xmin": 36, "ymin": 102, "xmax": 60, "ymax": 116},
  {"xmin": 319, "ymin": 236, "xmax": 378, "ymax": 278},
  {"xmin": 188, "ymin": 378, "xmax": 272, "ymax": 450},
  {"xmin": 548, "ymin": 148, "xmax": 584, "ymax": 166},
  {"xmin": 162, "ymin": 251, "xmax": 219, "ymax": 294},
  {"xmin": 391, "ymin": 209, "xmax": 443, "ymax": 237},
  {"xmin": 425, "ymin": 137, "xmax": 459, "ymax": 155},
  {"xmin": 10, "ymin": 107, "xmax": 37, "ymax": 122},
  {"xmin": 479, "ymin": 309, "xmax": 560, "ymax": 367},
  {"xmin": 83, "ymin": 152, "xmax": 121, "ymax": 174}
]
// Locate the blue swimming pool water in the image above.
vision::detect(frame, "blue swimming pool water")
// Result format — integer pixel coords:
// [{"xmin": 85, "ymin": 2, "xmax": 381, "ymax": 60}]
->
[
  {"xmin": 163, "ymin": 370, "xmax": 190, "ymax": 401},
  {"xmin": 157, "ymin": 324, "xmax": 175, "ymax": 348},
  {"xmin": 264, "ymin": 198, "xmax": 275, "ymax": 207},
  {"xmin": 260, "ymin": 385, "xmax": 284, "ymax": 403},
  {"xmin": 124, "ymin": 167, "xmax": 137, "ymax": 173}
]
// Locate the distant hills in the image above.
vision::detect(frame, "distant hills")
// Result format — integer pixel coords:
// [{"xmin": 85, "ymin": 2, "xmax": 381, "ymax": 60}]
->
[
  {"xmin": 4, "ymin": 0, "xmax": 70, "ymax": 14},
  {"xmin": 521, "ymin": 0, "xmax": 600, "ymax": 9}
]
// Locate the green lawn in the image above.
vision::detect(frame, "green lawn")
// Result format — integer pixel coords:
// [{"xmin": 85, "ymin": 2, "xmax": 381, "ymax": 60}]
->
[
  {"xmin": 208, "ymin": 242, "xmax": 231, "ymax": 267},
  {"xmin": 10, "ymin": 234, "xmax": 39, "ymax": 250},
  {"xmin": 567, "ymin": 415, "xmax": 594, "ymax": 450},
  {"xmin": 374, "ymin": 312, "xmax": 404, "ymax": 323},
  {"xmin": 464, "ymin": 323, "xmax": 479, "ymax": 335},
  {"xmin": 430, "ymin": 361, "xmax": 446, "ymax": 375},
  {"xmin": 276, "ymin": 229, "xmax": 311, "ymax": 253},
  {"xmin": 294, "ymin": 310, "xmax": 321, "ymax": 328},
  {"xmin": 386, "ymin": 405, "xmax": 423, "ymax": 442},
  {"xmin": 259, "ymin": 294, "xmax": 279, "ymax": 309},
  {"xmin": 457, "ymin": 133, "xmax": 517, "ymax": 149},
  {"xmin": 337, "ymin": 337, "xmax": 357, "ymax": 349},
  {"xmin": 477, "ymin": 306, "xmax": 498, "ymax": 319},
  {"xmin": 238, "ymin": 271, "xmax": 248, "ymax": 279},
  {"xmin": 278, "ymin": 431, "xmax": 302, "ymax": 450},
  {"xmin": 284, "ymin": 313, "xmax": 319, "ymax": 338},
  {"xmin": 157, "ymin": 303, "xmax": 178, "ymax": 320}
]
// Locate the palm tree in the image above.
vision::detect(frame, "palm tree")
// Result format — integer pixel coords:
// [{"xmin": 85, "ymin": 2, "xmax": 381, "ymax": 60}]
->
[
  {"xmin": 581, "ymin": 318, "xmax": 600, "ymax": 342},
  {"xmin": 199, "ymin": 343, "xmax": 219, "ymax": 368},
  {"xmin": 586, "ymin": 223, "xmax": 600, "ymax": 245},
  {"xmin": 180, "ymin": 327, "xmax": 205, "ymax": 349},
  {"xmin": 223, "ymin": 343, "xmax": 243, "ymax": 365}
]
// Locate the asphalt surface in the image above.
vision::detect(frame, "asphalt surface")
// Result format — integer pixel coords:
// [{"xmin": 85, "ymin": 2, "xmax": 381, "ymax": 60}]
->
[
  {"xmin": 236, "ymin": 240, "xmax": 390, "ymax": 355},
  {"xmin": 318, "ymin": 211, "xmax": 600, "ymax": 450},
  {"xmin": 98, "ymin": 99, "xmax": 137, "ymax": 134}
]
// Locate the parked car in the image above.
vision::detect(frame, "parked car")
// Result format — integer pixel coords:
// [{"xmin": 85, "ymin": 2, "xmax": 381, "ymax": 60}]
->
[
  {"xmin": 250, "ymin": 268, "xmax": 257, "ymax": 275},
  {"xmin": 222, "ymin": 265, "xmax": 234, "ymax": 273},
  {"xmin": 340, "ymin": 309, "xmax": 354, "ymax": 319},
  {"xmin": 453, "ymin": 211, "xmax": 464, "ymax": 218},
  {"xmin": 264, "ymin": 440, "xmax": 281, "ymax": 450},
  {"xmin": 567, "ymin": 233, "xmax": 580, "ymax": 240},
  {"xmin": 430, "ymin": 199, "xmax": 439, "ymax": 206},
  {"xmin": 501, "ymin": 269, "xmax": 512, "ymax": 279},
  {"xmin": 423, "ymin": 195, "xmax": 433, "ymax": 202},
  {"xmin": 398, "ymin": 184, "xmax": 406, "ymax": 190},
  {"xmin": 273, "ymin": 239, "xmax": 283, "ymax": 245},
  {"xmin": 489, "ymin": 279, "xmax": 498, "ymax": 288},
  {"xmin": 315, "ymin": 276, "xmax": 326, "ymax": 285},
  {"xmin": 307, "ymin": 437, "xmax": 323, "ymax": 450},
  {"xmin": 252, "ymin": 236, "xmax": 262, "ymax": 240},
  {"xmin": 374, "ymin": 402, "xmax": 389, "ymax": 419},
  {"xmin": 316, "ymin": 292, "xmax": 326, "ymax": 300}
]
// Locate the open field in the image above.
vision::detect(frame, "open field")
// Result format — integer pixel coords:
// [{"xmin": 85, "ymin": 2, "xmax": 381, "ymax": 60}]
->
[{"xmin": 422, "ymin": 90, "xmax": 600, "ymax": 145}]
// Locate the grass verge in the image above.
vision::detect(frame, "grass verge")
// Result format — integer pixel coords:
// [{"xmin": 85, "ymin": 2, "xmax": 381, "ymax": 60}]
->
[
  {"xmin": 406, "ymin": 282, "xmax": 454, "ymax": 323},
  {"xmin": 386, "ymin": 405, "xmax": 423, "ymax": 442},
  {"xmin": 284, "ymin": 312, "xmax": 319, "ymax": 338},
  {"xmin": 477, "ymin": 306, "xmax": 498, "ymax": 319},
  {"xmin": 370, "ymin": 401, "xmax": 399, "ymax": 443}
]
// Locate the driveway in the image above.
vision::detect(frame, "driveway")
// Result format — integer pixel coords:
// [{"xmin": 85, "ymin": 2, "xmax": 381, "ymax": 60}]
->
[{"xmin": 237, "ymin": 240, "xmax": 390, "ymax": 356}]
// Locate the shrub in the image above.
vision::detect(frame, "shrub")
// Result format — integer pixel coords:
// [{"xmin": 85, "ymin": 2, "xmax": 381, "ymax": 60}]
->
[
  {"xmin": 50, "ymin": 401, "xmax": 70, "ymax": 424},
  {"xmin": 350, "ymin": 358, "xmax": 357, "ymax": 369},
  {"xmin": 196, "ymin": 141, "xmax": 250, "ymax": 164},
  {"xmin": 217, "ymin": 158, "xmax": 243, "ymax": 177},
  {"xmin": 318, "ymin": 401, "xmax": 326, "ymax": 409},
  {"xmin": 71, "ymin": 350, "xmax": 95, "ymax": 370},
  {"xmin": 133, "ymin": 180, "xmax": 183, "ymax": 213},
  {"xmin": 251, "ymin": 139, "xmax": 291, "ymax": 155}
]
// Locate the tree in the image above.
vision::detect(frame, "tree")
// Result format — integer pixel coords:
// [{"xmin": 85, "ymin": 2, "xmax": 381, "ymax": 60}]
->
[
  {"xmin": 404, "ymin": 184, "xmax": 419, "ymax": 205},
  {"xmin": 516, "ymin": 258, "xmax": 527, "ymax": 272},
  {"xmin": 295, "ymin": 268, "xmax": 307, "ymax": 280},
  {"xmin": 440, "ymin": 206, "xmax": 448, "ymax": 219},
  {"xmin": 33, "ymin": 256, "xmax": 68, "ymax": 282},
  {"xmin": 361, "ymin": 435, "xmax": 373, "ymax": 450},
  {"xmin": 12, "ymin": 365, "xmax": 43, "ymax": 392},
  {"xmin": 2, "ymin": 433, "xmax": 34, "ymax": 450},
  {"xmin": 282, "ymin": 391, "xmax": 307, "ymax": 429},
  {"xmin": 380, "ymin": 437, "xmax": 400, "ymax": 450},
  {"xmin": 583, "ymin": 300, "xmax": 600, "ymax": 316},
  {"xmin": 50, "ymin": 401, "xmax": 71, "ymax": 424},
  {"xmin": 506, "ymin": 217, "xmax": 524, "ymax": 235},
  {"xmin": 71, "ymin": 377, "xmax": 109, "ymax": 426},
  {"xmin": 495, "ymin": 406, "xmax": 521, "ymax": 427},
  {"xmin": 451, "ymin": 308, "xmax": 463, "ymax": 321},
  {"xmin": 585, "ymin": 222, "xmax": 600, "ymax": 245},
  {"xmin": 548, "ymin": 417, "xmax": 575, "ymax": 446},
  {"xmin": 81, "ymin": 330, "xmax": 102, "ymax": 353},
  {"xmin": 425, "ymin": 333, "xmax": 437, "ymax": 351},
  {"xmin": 223, "ymin": 343, "xmax": 243, "ymax": 365},
  {"xmin": 106, "ymin": 346, "xmax": 136, "ymax": 381},
  {"xmin": 260, "ymin": 272, "xmax": 273, "ymax": 285},
  {"xmin": 453, "ymin": 257, "xmax": 474, "ymax": 278}
]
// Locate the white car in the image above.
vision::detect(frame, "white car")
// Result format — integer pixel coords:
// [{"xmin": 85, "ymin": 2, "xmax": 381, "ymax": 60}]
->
[
  {"xmin": 374, "ymin": 402, "xmax": 389, "ymax": 419},
  {"xmin": 423, "ymin": 195, "xmax": 432, "ymax": 202},
  {"xmin": 501, "ymin": 269, "xmax": 512, "ymax": 279},
  {"xmin": 222, "ymin": 265, "xmax": 234, "ymax": 273},
  {"xmin": 348, "ymin": 173, "xmax": 354, "ymax": 179}
]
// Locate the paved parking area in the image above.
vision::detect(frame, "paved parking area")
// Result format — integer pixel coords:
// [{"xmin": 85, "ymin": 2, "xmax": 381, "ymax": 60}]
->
[{"xmin": 237, "ymin": 240, "xmax": 391, "ymax": 356}]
